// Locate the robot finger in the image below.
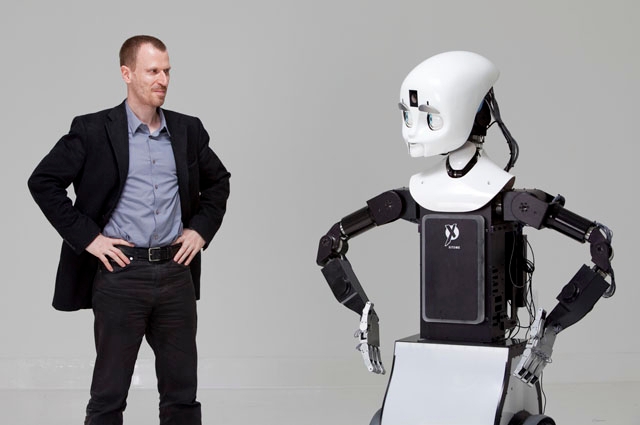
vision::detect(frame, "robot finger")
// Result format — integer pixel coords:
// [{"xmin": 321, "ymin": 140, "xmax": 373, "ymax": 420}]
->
[
  {"xmin": 368, "ymin": 345, "xmax": 380, "ymax": 373},
  {"xmin": 369, "ymin": 345, "xmax": 380, "ymax": 374},
  {"xmin": 373, "ymin": 346, "xmax": 385, "ymax": 374},
  {"xmin": 514, "ymin": 356, "xmax": 536, "ymax": 385},
  {"xmin": 522, "ymin": 370, "xmax": 536, "ymax": 386},
  {"xmin": 513, "ymin": 359, "xmax": 526, "ymax": 379},
  {"xmin": 525, "ymin": 354, "xmax": 539, "ymax": 372},
  {"xmin": 523, "ymin": 356, "xmax": 545, "ymax": 386},
  {"xmin": 531, "ymin": 356, "xmax": 547, "ymax": 379},
  {"xmin": 370, "ymin": 346, "xmax": 380, "ymax": 373},
  {"xmin": 517, "ymin": 350, "xmax": 534, "ymax": 372},
  {"xmin": 357, "ymin": 342, "xmax": 375, "ymax": 373}
]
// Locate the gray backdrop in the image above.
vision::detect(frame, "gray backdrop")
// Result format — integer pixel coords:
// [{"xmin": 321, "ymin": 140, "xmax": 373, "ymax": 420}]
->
[{"xmin": 1, "ymin": 0, "xmax": 637, "ymax": 396}]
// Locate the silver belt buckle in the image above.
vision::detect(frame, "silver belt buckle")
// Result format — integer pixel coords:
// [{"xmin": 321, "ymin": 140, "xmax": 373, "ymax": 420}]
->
[{"xmin": 148, "ymin": 247, "xmax": 162, "ymax": 262}]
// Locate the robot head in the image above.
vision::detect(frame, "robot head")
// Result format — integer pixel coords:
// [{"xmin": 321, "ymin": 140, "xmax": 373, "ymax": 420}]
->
[{"xmin": 399, "ymin": 51, "xmax": 499, "ymax": 157}]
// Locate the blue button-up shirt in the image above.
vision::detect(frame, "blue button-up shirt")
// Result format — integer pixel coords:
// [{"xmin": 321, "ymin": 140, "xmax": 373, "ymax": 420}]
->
[{"xmin": 102, "ymin": 102, "xmax": 182, "ymax": 247}]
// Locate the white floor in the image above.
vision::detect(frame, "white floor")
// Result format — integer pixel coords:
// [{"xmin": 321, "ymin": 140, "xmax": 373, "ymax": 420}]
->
[{"xmin": 1, "ymin": 382, "xmax": 639, "ymax": 425}]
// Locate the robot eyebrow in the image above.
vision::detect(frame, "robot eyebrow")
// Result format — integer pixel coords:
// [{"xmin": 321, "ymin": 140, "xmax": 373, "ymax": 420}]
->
[
  {"xmin": 398, "ymin": 102, "xmax": 409, "ymax": 111},
  {"xmin": 418, "ymin": 104, "xmax": 440, "ymax": 114}
]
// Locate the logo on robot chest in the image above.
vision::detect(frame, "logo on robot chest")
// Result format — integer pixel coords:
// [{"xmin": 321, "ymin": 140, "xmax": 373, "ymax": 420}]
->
[{"xmin": 444, "ymin": 223, "xmax": 461, "ymax": 249}]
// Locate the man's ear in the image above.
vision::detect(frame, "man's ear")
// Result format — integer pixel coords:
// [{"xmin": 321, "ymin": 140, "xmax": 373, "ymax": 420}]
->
[{"xmin": 121, "ymin": 65, "xmax": 132, "ymax": 83}]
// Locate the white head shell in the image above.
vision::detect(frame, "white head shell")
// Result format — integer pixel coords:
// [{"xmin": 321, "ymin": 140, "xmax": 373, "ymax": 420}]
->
[{"xmin": 399, "ymin": 51, "xmax": 499, "ymax": 157}]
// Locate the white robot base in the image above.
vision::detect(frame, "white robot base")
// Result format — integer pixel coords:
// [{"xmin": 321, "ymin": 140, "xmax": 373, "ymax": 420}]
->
[{"xmin": 373, "ymin": 336, "xmax": 554, "ymax": 425}]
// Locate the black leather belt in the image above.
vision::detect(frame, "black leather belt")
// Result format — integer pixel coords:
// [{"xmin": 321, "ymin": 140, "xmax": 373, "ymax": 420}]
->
[{"xmin": 117, "ymin": 244, "xmax": 182, "ymax": 262}]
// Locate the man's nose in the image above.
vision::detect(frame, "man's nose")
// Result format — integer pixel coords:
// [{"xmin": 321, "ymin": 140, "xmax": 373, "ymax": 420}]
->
[{"xmin": 158, "ymin": 71, "xmax": 169, "ymax": 85}]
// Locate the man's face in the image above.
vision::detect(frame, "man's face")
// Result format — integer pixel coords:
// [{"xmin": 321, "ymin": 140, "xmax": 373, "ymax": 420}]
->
[{"xmin": 122, "ymin": 43, "xmax": 171, "ymax": 108}]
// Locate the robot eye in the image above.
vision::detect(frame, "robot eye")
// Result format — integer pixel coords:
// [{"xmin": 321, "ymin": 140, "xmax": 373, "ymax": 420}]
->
[
  {"xmin": 427, "ymin": 113, "xmax": 443, "ymax": 131},
  {"xmin": 403, "ymin": 110, "xmax": 413, "ymax": 128}
]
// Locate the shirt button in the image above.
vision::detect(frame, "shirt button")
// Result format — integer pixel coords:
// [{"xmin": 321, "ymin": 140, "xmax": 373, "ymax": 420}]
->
[
  {"xmin": 152, "ymin": 160, "xmax": 156, "ymax": 165},
  {"xmin": 155, "ymin": 210, "xmax": 160, "ymax": 215},
  {"xmin": 154, "ymin": 185, "xmax": 159, "ymax": 190}
]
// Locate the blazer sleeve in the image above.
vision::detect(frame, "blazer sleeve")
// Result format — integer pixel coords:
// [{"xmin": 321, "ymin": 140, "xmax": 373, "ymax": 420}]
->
[
  {"xmin": 27, "ymin": 117, "xmax": 102, "ymax": 254},
  {"xmin": 187, "ymin": 118, "xmax": 231, "ymax": 247}
]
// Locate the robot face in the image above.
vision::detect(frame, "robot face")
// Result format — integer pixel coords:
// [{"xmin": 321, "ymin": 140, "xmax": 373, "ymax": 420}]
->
[{"xmin": 399, "ymin": 51, "xmax": 500, "ymax": 158}]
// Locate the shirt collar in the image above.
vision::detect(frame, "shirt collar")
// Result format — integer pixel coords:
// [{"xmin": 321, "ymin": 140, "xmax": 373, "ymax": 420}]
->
[{"xmin": 124, "ymin": 100, "xmax": 170, "ymax": 137}]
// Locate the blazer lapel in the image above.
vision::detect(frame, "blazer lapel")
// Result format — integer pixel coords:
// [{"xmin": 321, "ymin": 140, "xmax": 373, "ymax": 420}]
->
[
  {"xmin": 105, "ymin": 101, "xmax": 130, "ymax": 191},
  {"xmin": 164, "ymin": 110, "xmax": 190, "ymax": 218}
]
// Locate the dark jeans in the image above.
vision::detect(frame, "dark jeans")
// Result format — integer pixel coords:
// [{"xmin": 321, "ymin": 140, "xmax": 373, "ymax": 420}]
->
[{"xmin": 85, "ymin": 259, "xmax": 201, "ymax": 425}]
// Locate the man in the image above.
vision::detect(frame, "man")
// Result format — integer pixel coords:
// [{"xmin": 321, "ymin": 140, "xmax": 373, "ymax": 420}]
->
[{"xmin": 28, "ymin": 35, "xmax": 230, "ymax": 425}]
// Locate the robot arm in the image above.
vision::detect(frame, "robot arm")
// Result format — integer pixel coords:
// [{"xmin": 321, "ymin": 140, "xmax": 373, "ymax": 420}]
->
[
  {"xmin": 504, "ymin": 190, "xmax": 615, "ymax": 385},
  {"xmin": 316, "ymin": 189, "xmax": 414, "ymax": 374},
  {"xmin": 320, "ymin": 257, "xmax": 385, "ymax": 374}
]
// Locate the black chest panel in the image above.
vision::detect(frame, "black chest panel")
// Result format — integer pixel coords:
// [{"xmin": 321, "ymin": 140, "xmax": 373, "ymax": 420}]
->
[
  {"xmin": 418, "ymin": 201, "xmax": 526, "ymax": 343},
  {"xmin": 422, "ymin": 214, "xmax": 485, "ymax": 324}
]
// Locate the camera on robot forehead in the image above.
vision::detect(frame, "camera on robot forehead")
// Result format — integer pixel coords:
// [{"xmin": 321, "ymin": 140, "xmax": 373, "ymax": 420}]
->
[{"xmin": 399, "ymin": 51, "xmax": 500, "ymax": 158}]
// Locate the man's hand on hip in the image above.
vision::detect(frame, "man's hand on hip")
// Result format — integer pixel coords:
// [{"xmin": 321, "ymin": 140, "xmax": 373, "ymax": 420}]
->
[
  {"xmin": 173, "ymin": 229, "xmax": 205, "ymax": 266},
  {"xmin": 86, "ymin": 234, "xmax": 134, "ymax": 272}
]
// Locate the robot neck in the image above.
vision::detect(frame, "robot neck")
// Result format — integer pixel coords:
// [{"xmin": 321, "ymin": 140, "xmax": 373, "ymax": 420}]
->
[
  {"xmin": 446, "ymin": 141, "xmax": 481, "ymax": 178},
  {"xmin": 409, "ymin": 140, "xmax": 515, "ymax": 212}
]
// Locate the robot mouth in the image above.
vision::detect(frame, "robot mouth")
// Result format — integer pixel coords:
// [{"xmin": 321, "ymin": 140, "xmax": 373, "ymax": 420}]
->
[{"xmin": 407, "ymin": 142, "xmax": 424, "ymax": 157}]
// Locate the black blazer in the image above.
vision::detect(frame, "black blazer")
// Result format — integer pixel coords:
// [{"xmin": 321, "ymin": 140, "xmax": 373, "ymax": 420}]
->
[{"xmin": 28, "ymin": 101, "xmax": 231, "ymax": 311}]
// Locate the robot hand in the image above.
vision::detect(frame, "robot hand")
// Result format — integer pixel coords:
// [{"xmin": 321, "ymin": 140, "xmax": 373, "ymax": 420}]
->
[
  {"xmin": 514, "ymin": 308, "xmax": 558, "ymax": 386},
  {"xmin": 355, "ymin": 301, "xmax": 385, "ymax": 374}
]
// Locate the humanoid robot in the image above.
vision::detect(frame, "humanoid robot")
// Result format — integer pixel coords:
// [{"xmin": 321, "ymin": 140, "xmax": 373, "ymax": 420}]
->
[{"xmin": 316, "ymin": 51, "xmax": 615, "ymax": 425}]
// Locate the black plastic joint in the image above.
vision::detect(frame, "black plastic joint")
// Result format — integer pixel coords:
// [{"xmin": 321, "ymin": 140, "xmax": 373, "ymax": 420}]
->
[
  {"xmin": 588, "ymin": 229, "xmax": 613, "ymax": 273},
  {"xmin": 503, "ymin": 190, "xmax": 550, "ymax": 229},
  {"xmin": 367, "ymin": 190, "xmax": 403, "ymax": 225}
]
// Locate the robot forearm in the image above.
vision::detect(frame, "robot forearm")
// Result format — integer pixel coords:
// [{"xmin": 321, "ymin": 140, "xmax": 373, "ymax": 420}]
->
[
  {"xmin": 546, "ymin": 264, "xmax": 611, "ymax": 333},
  {"xmin": 544, "ymin": 219, "xmax": 615, "ymax": 333},
  {"xmin": 321, "ymin": 257, "xmax": 370, "ymax": 315}
]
